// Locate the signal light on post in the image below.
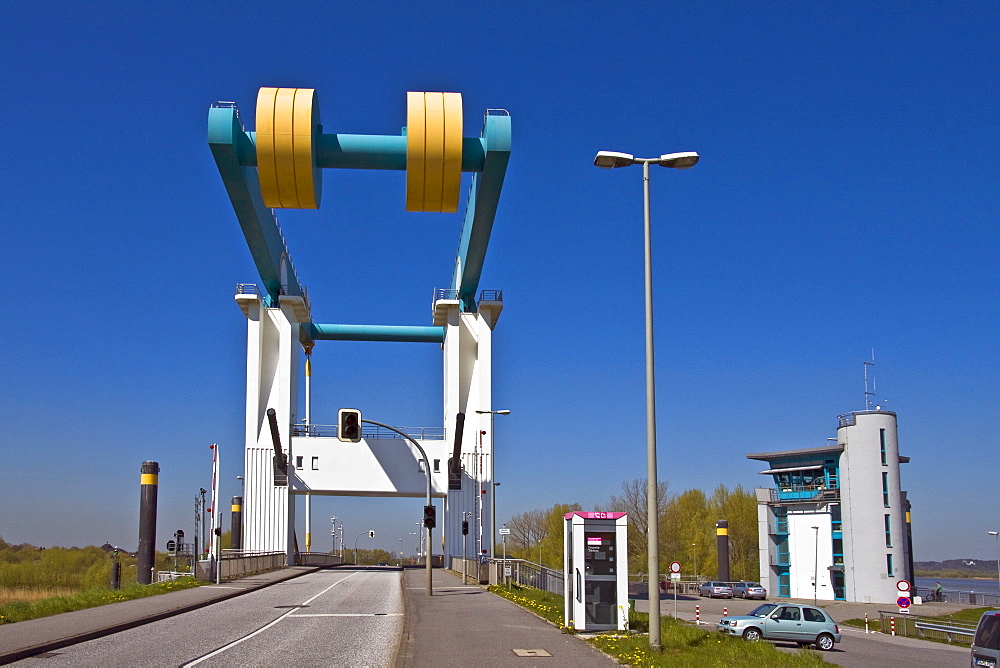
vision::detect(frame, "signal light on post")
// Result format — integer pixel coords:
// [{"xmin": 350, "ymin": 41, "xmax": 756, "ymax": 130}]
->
[
  {"xmin": 338, "ymin": 408, "xmax": 362, "ymax": 442},
  {"xmin": 423, "ymin": 504, "xmax": 436, "ymax": 529},
  {"xmin": 462, "ymin": 520, "xmax": 469, "ymax": 535}
]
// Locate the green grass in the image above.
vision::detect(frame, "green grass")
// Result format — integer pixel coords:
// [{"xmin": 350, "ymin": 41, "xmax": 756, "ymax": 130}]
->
[
  {"xmin": 840, "ymin": 606, "xmax": 993, "ymax": 646},
  {"xmin": 489, "ymin": 583, "xmax": 827, "ymax": 666},
  {"xmin": 0, "ymin": 577, "xmax": 203, "ymax": 625}
]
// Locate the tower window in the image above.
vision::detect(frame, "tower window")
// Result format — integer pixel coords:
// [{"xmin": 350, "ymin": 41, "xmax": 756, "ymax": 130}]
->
[
  {"xmin": 887, "ymin": 553, "xmax": 894, "ymax": 576},
  {"xmin": 884, "ymin": 514, "xmax": 892, "ymax": 547},
  {"xmin": 882, "ymin": 472, "xmax": 890, "ymax": 507},
  {"xmin": 880, "ymin": 428, "xmax": 887, "ymax": 466}
]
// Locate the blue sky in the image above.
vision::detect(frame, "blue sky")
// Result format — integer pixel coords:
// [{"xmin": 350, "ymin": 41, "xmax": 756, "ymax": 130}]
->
[{"xmin": 1, "ymin": 3, "xmax": 997, "ymax": 562}]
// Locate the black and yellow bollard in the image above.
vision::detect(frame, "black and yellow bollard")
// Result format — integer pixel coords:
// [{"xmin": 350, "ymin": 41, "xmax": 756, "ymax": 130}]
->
[
  {"xmin": 231, "ymin": 496, "xmax": 243, "ymax": 551},
  {"xmin": 137, "ymin": 461, "xmax": 159, "ymax": 585},
  {"xmin": 716, "ymin": 520, "xmax": 730, "ymax": 582}
]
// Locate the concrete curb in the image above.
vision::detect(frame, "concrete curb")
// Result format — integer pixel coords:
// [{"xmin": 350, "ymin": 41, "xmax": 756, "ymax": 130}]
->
[{"xmin": 0, "ymin": 566, "xmax": 321, "ymax": 665}]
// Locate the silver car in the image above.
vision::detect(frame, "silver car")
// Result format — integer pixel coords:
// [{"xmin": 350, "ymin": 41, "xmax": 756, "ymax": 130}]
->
[
  {"xmin": 732, "ymin": 581, "xmax": 767, "ymax": 600},
  {"xmin": 699, "ymin": 581, "xmax": 733, "ymax": 598},
  {"xmin": 716, "ymin": 603, "xmax": 841, "ymax": 651}
]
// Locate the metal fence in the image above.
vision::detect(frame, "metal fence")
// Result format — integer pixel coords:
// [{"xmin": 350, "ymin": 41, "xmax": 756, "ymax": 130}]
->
[
  {"xmin": 496, "ymin": 559, "xmax": 564, "ymax": 595},
  {"xmin": 916, "ymin": 586, "xmax": 1000, "ymax": 607},
  {"xmin": 878, "ymin": 610, "xmax": 977, "ymax": 644}
]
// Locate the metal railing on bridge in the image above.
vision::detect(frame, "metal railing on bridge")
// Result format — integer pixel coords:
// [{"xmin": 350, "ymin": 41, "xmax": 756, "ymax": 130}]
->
[{"xmin": 292, "ymin": 424, "xmax": 445, "ymax": 440}]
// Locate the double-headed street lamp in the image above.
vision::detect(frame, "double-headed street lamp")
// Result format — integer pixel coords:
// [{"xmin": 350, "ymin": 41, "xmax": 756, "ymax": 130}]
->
[
  {"xmin": 594, "ymin": 149, "xmax": 699, "ymax": 651},
  {"xmin": 989, "ymin": 531, "xmax": 999, "ymax": 594},
  {"xmin": 476, "ymin": 409, "xmax": 511, "ymax": 562}
]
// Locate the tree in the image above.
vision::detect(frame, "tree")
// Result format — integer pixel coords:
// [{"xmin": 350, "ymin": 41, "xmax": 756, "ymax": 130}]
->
[
  {"xmin": 708, "ymin": 484, "xmax": 759, "ymax": 581},
  {"xmin": 507, "ymin": 508, "xmax": 547, "ymax": 560},
  {"xmin": 661, "ymin": 488, "xmax": 711, "ymax": 578},
  {"xmin": 505, "ymin": 503, "xmax": 581, "ymax": 569},
  {"xmin": 599, "ymin": 478, "xmax": 670, "ymax": 577}
]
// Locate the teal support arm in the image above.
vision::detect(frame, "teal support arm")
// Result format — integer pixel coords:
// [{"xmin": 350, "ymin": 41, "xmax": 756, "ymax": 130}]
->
[
  {"xmin": 452, "ymin": 112, "xmax": 511, "ymax": 311},
  {"xmin": 310, "ymin": 324, "xmax": 444, "ymax": 343},
  {"xmin": 208, "ymin": 105, "xmax": 304, "ymax": 306}
]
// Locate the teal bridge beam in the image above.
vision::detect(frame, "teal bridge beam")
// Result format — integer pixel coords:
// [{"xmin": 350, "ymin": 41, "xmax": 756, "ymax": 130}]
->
[
  {"xmin": 207, "ymin": 101, "xmax": 510, "ymax": 340},
  {"xmin": 310, "ymin": 324, "xmax": 444, "ymax": 344}
]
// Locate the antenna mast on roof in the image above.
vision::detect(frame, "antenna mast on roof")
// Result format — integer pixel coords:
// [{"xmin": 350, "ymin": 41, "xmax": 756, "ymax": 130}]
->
[{"xmin": 864, "ymin": 349, "xmax": 875, "ymax": 410}]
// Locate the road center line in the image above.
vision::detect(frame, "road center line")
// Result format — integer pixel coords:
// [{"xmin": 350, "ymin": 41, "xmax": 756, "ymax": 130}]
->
[
  {"xmin": 182, "ymin": 572, "xmax": 361, "ymax": 667},
  {"xmin": 288, "ymin": 613, "xmax": 403, "ymax": 617}
]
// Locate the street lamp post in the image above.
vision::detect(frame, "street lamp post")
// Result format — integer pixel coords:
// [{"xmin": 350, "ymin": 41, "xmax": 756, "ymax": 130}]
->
[
  {"xmin": 594, "ymin": 149, "xmax": 699, "ymax": 650},
  {"xmin": 476, "ymin": 409, "xmax": 511, "ymax": 564},
  {"xmin": 692, "ymin": 543, "xmax": 698, "ymax": 582},
  {"xmin": 989, "ymin": 531, "xmax": 999, "ymax": 595},
  {"xmin": 812, "ymin": 526, "xmax": 820, "ymax": 606}
]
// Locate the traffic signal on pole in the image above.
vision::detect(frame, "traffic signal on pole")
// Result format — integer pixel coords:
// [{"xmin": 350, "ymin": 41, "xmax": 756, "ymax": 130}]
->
[
  {"xmin": 462, "ymin": 520, "xmax": 469, "ymax": 535},
  {"xmin": 338, "ymin": 408, "xmax": 362, "ymax": 442},
  {"xmin": 369, "ymin": 530, "xmax": 375, "ymax": 538},
  {"xmin": 423, "ymin": 505, "xmax": 436, "ymax": 529}
]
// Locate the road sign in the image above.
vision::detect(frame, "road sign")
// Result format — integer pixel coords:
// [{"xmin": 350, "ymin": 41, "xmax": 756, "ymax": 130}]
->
[
  {"xmin": 669, "ymin": 561, "xmax": 682, "ymax": 573},
  {"xmin": 898, "ymin": 608, "xmax": 910, "ymax": 614},
  {"xmin": 670, "ymin": 572, "xmax": 681, "ymax": 580},
  {"xmin": 897, "ymin": 596, "xmax": 911, "ymax": 608},
  {"xmin": 896, "ymin": 579, "xmax": 911, "ymax": 593},
  {"xmin": 166, "ymin": 539, "xmax": 176, "ymax": 553},
  {"xmin": 499, "ymin": 528, "xmax": 510, "ymax": 535}
]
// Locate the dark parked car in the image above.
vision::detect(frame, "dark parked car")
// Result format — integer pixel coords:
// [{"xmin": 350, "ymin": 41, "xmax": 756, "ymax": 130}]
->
[
  {"xmin": 972, "ymin": 610, "xmax": 1000, "ymax": 667},
  {"xmin": 732, "ymin": 581, "xmax": 767, "ymax": 599},
  {"xmin": 699, "ymin": 581, "xmax": 733, "ymax": 598},
  {"xmin": 717, "ymin": 603, "xmax": 841, "ymax": 651}
]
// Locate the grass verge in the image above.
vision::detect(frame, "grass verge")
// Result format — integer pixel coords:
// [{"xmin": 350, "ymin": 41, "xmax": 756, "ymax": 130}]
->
[
  {"xmin": 841, "ymin": 606, "xmax": 992, "ymax": 646},
  {"xmin": 489, "ymin": 583, "xmax": 827, "ymax": 666},
  {"xmin": 0, "ymin": 578, "xmax": 203, "ymax": 625}
]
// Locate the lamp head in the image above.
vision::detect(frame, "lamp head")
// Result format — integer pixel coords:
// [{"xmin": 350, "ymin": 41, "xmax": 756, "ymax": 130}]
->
[
  {"xmin": 594, "ymin": 151, "xmax": 635, "ymax": 168},
  {"xmin": 658, "ymin": 152, "xmax": 700, "ymax": 169}
]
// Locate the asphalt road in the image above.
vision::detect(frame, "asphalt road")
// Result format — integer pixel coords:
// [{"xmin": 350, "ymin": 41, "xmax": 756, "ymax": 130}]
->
[{"xmin": 13, "ymin": 568, "xmax": 403, "ymax": 667}]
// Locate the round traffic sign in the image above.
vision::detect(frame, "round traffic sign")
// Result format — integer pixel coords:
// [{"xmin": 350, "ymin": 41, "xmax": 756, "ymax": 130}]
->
[
  {"xmin": 897, "ymin": 596, "xmax": 911, "ymax": 608},
  {"xmin": 670, "ymin": 561, "xmax": 682, "ymax": 573},
  {"xmin": 896, "ymin": 579, "xmax": 911, "ymax": 592},
  {"xmin": 166, "ymin": 540, "xmax": 176, "ymax": 552}
]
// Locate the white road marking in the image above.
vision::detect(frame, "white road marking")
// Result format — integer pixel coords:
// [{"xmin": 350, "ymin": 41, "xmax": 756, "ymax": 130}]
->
[
  {"xmin": 182, "ymin": 571, "xmax": 361, "ymax": 667},
  {"xmin": 288, "ymin": 613, "xmax": 403, "ymax": 617}
]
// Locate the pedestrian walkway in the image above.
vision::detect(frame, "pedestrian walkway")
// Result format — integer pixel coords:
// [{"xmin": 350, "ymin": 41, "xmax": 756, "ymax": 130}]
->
[
  {"xmin": 0, "ymin": 566, "xmax": 317, "ymax": 664},
  {"xmin": 395, "ymin": 568, "xmax": 615, "ymax": 667}
]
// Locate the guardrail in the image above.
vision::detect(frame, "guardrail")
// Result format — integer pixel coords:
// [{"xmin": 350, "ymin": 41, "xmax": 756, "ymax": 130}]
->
[{"xmin": 878, "ymin": 611, "xmax": 977, "ymax": 644}]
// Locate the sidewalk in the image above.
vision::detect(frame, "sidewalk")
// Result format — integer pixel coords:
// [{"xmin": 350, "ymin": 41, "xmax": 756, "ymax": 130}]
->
[
  {"xmin": 394, "ymin": 569, "xmax": 615, "ymax": 667},
  {"xmin": 0, "ymin": 567, "xmax": 318, "ymax": 664}
]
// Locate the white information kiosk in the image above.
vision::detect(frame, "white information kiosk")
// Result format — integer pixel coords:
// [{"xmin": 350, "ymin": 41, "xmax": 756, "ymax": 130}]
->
[{"xmin": 564, "ymin": 511, "xmax": 629, "ymax": 631}]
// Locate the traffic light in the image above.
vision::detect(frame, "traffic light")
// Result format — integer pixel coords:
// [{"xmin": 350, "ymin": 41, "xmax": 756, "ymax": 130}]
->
[
  {"xmin": 423, "ymin": 504, "xmax": 436, "ymax": 529},
  {"xmin": 369, "ymin": 530, "xmax": 375, "ymax": 538},
  {"xmin": 338, "ymin": 408, "xmax": 362, "ymax": 442},
  {"xmin": 462, "ymin": 520, "xmax": 469, "ymax": 535}
]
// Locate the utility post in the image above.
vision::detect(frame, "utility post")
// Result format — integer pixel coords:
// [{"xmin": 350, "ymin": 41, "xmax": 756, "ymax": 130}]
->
[{"xmin": 361, "ymin": 418, "xmax": 435, "ymax": 595}]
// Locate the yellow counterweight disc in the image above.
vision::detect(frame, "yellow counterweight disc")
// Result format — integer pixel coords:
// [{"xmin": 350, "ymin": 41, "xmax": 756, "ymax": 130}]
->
[
  {"xmin": 256, "ymin": 87, "xmax": 321, "ymax": 209},
  {"xmin": 406, "ymin": 91, "xmax": 463, "ymax": 212},
  {"xmin": 440, "ymin": 92, "xmax": 463, "ymax": 213}
]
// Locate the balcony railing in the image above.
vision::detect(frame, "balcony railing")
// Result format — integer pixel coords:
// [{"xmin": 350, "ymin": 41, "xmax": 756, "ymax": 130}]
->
[
  {"xmin": 292, "ymin": 424, "xmax": 446, "ymax": 440},
  {"xmin": 770, "ymin": 485, "xmax": 841, "ymax": 503}
]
